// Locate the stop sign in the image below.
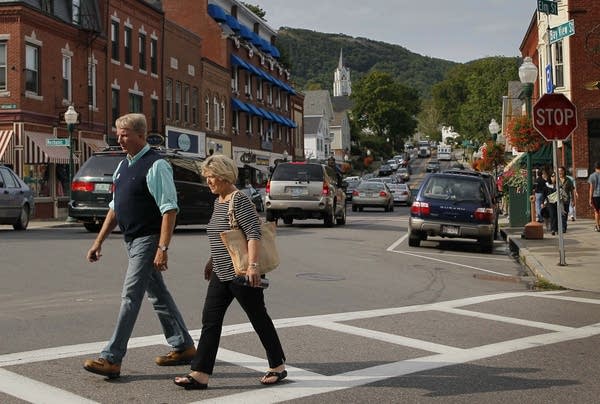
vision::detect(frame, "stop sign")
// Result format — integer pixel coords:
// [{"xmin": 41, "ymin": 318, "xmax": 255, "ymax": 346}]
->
[{"xmin": 532, "ymin": 93, "xmax": 577, "ymax": 141}]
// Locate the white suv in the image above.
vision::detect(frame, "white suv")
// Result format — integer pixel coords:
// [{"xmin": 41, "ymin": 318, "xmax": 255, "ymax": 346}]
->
[{"xmin": 265, "ymin": 162, "xmax": 346, "ymax": 227}]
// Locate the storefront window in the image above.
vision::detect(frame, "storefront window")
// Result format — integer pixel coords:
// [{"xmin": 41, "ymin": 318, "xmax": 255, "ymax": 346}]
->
[{"xmin": 22, "ymin": 163, "xmax": 69, "ymax": 197}]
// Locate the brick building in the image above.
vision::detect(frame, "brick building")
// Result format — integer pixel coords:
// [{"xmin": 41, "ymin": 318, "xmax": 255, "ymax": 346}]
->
[{"xmin": 521, "ymin": 0, "xmax": 600, "ymax": 219}]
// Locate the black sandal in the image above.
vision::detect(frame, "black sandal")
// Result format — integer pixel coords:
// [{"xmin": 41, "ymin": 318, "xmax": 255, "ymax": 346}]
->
[
  {"xmin": 260, "ymin": 369, "xmax": 287, "ymax": 385},
  {"xmin": 173, "ymin": 374, "xmax": 208, "ymax": 390}
]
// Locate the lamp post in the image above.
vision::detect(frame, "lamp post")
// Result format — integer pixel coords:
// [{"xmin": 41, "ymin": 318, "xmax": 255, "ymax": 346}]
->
[
  {"xmin": 518, "ymin": 56, "xmax": 538, "ymax": 219},
  {"xmin": 488, "ymin": 118, "xmax": 500, "ymax": 142},
  {"xmin": 64, "ymin": 105, "xmax": 78, "ymax": 199}
]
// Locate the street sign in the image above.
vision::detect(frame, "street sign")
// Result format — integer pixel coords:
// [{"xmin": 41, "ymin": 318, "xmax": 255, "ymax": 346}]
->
[
  {"xmin": 550, "ymin": 20, "xmax": 575, "ymax": 43},
  {"xmin": 537, "ymin": 0, "xmax": 558, "ymax": 15},
  {"xmin": 532, "ymin": 93, "xmax": 577, "ymax": 141},
  {"xmin": 46, "ymin": 138, "xmax": 70, "ymax": 147}
]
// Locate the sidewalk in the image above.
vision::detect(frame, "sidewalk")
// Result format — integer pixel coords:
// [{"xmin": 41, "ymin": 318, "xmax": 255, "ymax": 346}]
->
[{"xmin": 501, "ymin": 217, "xmax": 600, "ymax": 293}]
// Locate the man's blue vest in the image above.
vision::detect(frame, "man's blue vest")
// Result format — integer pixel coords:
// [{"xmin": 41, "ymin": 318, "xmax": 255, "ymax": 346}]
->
[{"xmin": 114, "ymin": 149, "xmax": 163, "ymax": 240}]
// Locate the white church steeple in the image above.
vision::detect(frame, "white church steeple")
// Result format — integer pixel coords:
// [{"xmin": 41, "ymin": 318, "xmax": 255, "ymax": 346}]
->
[{"xmin": 333, "ymin": 48, "xmax": 351, "ymax": 97}]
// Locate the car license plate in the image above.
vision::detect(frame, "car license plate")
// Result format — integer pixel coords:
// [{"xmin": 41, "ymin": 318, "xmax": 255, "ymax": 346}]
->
[
  {"xmin": 94, "ymin": 183, "xmax": 111, "ymax": 193},
  {"xmin": 286, "ymin": 186, "xmax": 307, "ymax": 196},
  {"xmin": 442, "ymin": 225, "xmax": 459, "ymax": 235}
]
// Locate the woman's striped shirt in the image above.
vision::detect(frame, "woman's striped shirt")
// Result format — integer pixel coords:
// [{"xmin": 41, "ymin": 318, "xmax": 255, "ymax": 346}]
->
[{"xmin": 206, "ymin": 190, "xmax": 261, "ymax": 281}]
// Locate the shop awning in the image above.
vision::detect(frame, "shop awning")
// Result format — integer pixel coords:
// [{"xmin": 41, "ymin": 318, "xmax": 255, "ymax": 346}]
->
[
  {"xmin": 24, "ymin": 132, "xmax": 78, "ymax": 164},
  {"xmin": 224, "ymin": 14, "xmax": 240, "ymax": 32},
  {"xmin": 231, "ymin": 98, "xmax": 250, "ymax": 113},
  {"xmin": 207, "ymin": 4, "xmax": 227, "ymax": 22},
  {"xmin": 81, "ymin": 136, "xmax": 108, "ymax": 152},
  {"xmin": 231, "ymin": 54, "xmax": 250, "ymax": 70},
  {"xmin": 0, "ymin": 130, "xmax": 13, "ymax": 161}
]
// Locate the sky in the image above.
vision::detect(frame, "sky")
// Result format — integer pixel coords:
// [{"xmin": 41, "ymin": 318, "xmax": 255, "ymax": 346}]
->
[{"xmin": 253, "ymin": 0, "xmax": 537, "ymax": 63}]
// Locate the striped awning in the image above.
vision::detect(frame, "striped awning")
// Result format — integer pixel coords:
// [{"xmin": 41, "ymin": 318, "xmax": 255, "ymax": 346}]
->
[
  {"xmin": 24, "ymin": 131, "xmax": 78, "ymax": 164},
  {"xmin": 0, "ymin": 130, "xmax": 14, "ymax": 162},
  {"xmin": 80, "ymin": 136, "xmax": 108, "ymax": 162}
]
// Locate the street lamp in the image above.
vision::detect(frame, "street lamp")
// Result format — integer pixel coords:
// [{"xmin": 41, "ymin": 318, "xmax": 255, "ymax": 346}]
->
[
  {"xmin": 64, "ymin": 105, "xmax": 78, "ymax": 199},
  {"xmin": 519, "ymin": 56, "xmax": 538, "ymax": 219},
  {"xmin": 488, "ymin": 118, "xmax": 500, "ymax": 142}
]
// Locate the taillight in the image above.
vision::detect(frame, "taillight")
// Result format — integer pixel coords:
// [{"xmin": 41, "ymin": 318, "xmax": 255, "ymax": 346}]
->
[
  {"xmin": 474, "ymin": 207, "xmax": 494, "ymax": 223},
  {"xmin": 352, "ymin": 189, "xmax": 359, "ymax": 196},
  {"xmin": 410, "ymin": 201, "xmax": 430, "ymax": 216},
  {"xmin": 71, "ymin": 181, "xmax": 95, "ymax": 192},
  {"xmin": 265, "ymin": 180, "xmax": 271, "ymax": 195},
  {"xmin": 322, "ymin": 182, "xmax": 330, "ymax": 196},
  {"xmin": 379, "ymin": 191, "xmax": 387, "ymax": 197}
]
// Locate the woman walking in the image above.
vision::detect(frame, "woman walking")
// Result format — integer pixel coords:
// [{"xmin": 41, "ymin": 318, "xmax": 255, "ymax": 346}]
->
[{"xmin": 174, "ymin": 154, "xmax": 286, "ymax": 390}]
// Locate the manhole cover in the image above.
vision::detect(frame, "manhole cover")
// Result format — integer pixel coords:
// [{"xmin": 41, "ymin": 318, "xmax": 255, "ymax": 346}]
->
[{"xmin": 296, "ymin": 272, "xmax": 345, "ymax": 281}]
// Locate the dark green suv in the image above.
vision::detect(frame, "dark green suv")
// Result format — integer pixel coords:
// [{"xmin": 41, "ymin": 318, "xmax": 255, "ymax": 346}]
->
[{"xmin": 68, "ymin": 147, "xmax": 215, "ymax": 232}]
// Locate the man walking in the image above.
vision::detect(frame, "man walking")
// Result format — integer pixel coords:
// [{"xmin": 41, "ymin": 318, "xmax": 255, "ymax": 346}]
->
[
  {"xmin": 589, "ymin": 161, "xmax": 600, "ymax": 232},
  {"xmin": 83, "ymin": 113, "xmax": 195, "ymax": 378}
]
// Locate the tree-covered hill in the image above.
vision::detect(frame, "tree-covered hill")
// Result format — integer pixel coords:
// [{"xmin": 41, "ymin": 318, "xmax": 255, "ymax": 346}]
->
[{"xmin": 275, "ymin": 27, "xmax": 458, "ymax": 97}]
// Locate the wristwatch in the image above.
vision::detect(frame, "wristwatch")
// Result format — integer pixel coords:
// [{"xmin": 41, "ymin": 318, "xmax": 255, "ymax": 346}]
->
[{"xmin": 158, "ymin": 245, "xmax": 169, "ymax": 252}]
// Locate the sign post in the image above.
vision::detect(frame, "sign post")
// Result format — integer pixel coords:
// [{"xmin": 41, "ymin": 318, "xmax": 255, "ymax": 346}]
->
[{"xmin": 532, "ymin": 93, "xmax": 578, "ymax": 265}]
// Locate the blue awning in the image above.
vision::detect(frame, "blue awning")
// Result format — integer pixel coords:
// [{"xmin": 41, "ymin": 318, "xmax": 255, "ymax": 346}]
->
[
  {"xmin": 271, "ymin": 46, "xmax": 281, "ymax": 58},
  {"xmin": 239, "ymin": 25, "xmax": 253, "ymax": 40},
  {"xmin": 246, "ymin": 103, "xmax": 264, "ymax": 118},
  {"xmin": 271, "ymin": 113, "xmax": 285, "ymax": 125},
  {"xmin": 231, "ymin": 54, "xmax": 250, "ymax": 70},
  {"xmin": 225, "ymin": 14, "xmax": 240, "ymax": 32},
  {"xmin": 259, "ymin": 108, "xmax": 277, "ymax": 122},
  {"xmin": 250, "ymin": 32, "xmax": 262, "ymax": 47},
  {"xmin": 231, "ymin": 98, "xmax": 250, "ymax": 113},
  {"xmin": 207, "ymin": 4, "xmax": 227, "ymax": 22}
]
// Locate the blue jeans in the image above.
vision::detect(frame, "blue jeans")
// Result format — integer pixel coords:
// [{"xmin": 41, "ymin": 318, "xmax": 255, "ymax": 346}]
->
[
  {"xmin": 101, "ymin": 234, "xmax": 194, "ymax": 364},
  {"xmin": 535, "ymin": 192, "xmax": 545, "ymax": 222}
]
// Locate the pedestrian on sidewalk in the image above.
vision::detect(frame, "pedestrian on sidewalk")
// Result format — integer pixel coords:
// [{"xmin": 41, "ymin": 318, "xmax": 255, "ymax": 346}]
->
[
  {"xmin": 558, "ymin": 166, "xmax": 574, "ymax": 232},
  {"xmin": 173, "ymin": 154, "xmax": 286, "ymax": 390},
  {"xmin": 546, "ymin": 171, "xmax": 560, "ymax": 235},
  {"xmin": 588, "ymin": 161, "xmax": 600, "ymax": 232},
  {"xmin": 534, "ymin": 169, "xmax": 548, "ymax": 223},
  {"xmin": 83, "ymin": 113, "xmax": 196, "ymax": 379}
]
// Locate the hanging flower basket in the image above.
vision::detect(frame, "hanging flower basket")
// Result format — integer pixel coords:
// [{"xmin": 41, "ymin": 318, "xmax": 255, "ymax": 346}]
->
[
  {"xmin": 506, "ymin": 115, "xmax": 545, "ymax": 152},
  {"xmin": 478, "ymin": 141, "xmax": 505, "ymax": 172}
]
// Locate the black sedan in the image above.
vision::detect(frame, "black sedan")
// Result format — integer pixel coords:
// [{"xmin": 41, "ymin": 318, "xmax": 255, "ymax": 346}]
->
[{"xmin": 0, "ymin": 164, "xmax": 35, "ymax": 230}]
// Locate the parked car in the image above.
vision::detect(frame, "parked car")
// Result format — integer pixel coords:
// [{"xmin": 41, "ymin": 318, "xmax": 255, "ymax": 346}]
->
[
  {"xmin": 237, "ymin": 183, "xmax": 264, "ymax": 212},
  {"xmin": 366, "ymin": 176, "xmax": 400, "ymax": 185},
  {"xmin": 344, "ymin": 177, "xmax": 361, "ymax": 202},
  {"xmin": 68, "ymin": 147, "xmax": 215, "ymax": 232},
  {"xmin": 408, "ymin": 172, "xmax": 497, "ymax": 253},
  {"xmin": 378, "ymin": 164, "xmax": 394, "ymax": 177},
  {"xmin": 426, "ymin": 159, "xmax": 441, "ymax": 172},
  {"xmin": 265, "ymin": 162, "xmax": 346, "ymax": 227},
  {"xmin": 388, "ymin": 182, "xmax": 412, "ymax": 205},
  {"xmin": 0, "ymin": 164, "xmax": 35, "ymax": 230},
  {"xmin": 395, "ymin": 167, "xmax": 410, "ymax": 182},
  {"xmin": 442, "ymin": 168, "xmax": 501, "ymax": 239},
  {"xmin": 386, "ymin": 159, "xmax": 399, "ymax": 171},
  {"xmin": 352, "ymin": 181, "xmax": 394, "ymax": 212}
]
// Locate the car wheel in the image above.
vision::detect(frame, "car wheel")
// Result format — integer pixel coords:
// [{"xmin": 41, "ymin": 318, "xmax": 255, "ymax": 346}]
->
[
  {"xmin": 324, "ymin": 207, "xmax": 334, "ymax": 227},
  {"xmin": 480, "ymin": 235, "xmax": 494, "ymax": 254},
  {"xmin": 283, "ymin": 217, "xmax": 293, "ymax": 225},
  {"xmin": 13, "ymin": 205, "xmax": 30, "ymax": 230},
  {"xmin": 84, "ymin": 222, "xmax": 102, "ymax": 233},
  {"xmin": 352, "ymin": 204, "xmax": 357, "ymax": 212},
  {"xmin": 390, "ymin": 203, "xmax": 394, "ymax": 212},
  {"xmin": 266, "ymin": 210, "xmax": 276, "ymax": 222},
  {"xmin": 336, "ymin": 203, "xmax": 346, "ymax": 225},
  {"xmin": 408, "ymin": 230, "xmax": 421, "ymax": 247},
  {"xmin": 358, "ymin": 207, "xmax": 364, "ymax": 212}
]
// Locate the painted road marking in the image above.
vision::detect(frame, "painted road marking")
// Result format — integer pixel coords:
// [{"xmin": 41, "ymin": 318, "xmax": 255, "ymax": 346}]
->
[{"xmin": 2, "ymin": 291, "xmax": 599, "ymax": 403}]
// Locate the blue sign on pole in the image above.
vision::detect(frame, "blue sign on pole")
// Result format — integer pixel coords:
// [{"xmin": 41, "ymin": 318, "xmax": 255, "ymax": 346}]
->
[{"xmin": 545, "ymin": 64, "xmax": 554, "ymax": 94}]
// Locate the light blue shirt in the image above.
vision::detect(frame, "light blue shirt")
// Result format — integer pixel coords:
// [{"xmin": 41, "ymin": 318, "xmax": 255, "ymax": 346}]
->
[{"xmin": 109, "ymin": 144, "xmax": 179, "ymax": 214}]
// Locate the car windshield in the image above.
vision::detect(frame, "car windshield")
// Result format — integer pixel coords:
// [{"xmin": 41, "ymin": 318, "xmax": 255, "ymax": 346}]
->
[
  {"xmin": 423, "ymin": 177, "xmax": 485, "ymax": 202},
  {"xmin": 271, "ymin": 164, "xmax": 323, "ymax": 182}
]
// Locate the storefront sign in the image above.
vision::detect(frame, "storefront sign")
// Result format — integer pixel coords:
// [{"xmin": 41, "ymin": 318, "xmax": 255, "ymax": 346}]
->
[{"xmin": 240, "ymin": 152, "xmax": 256, "ymax": 163}]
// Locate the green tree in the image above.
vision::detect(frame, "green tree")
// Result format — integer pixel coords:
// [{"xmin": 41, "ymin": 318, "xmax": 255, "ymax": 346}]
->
[
  {"xmin": 432, "ymin": 57, "xmax": 519, "ymax": 144},
  {"xmin": 417, "ymin": 99, "xmax": 442, "ymax": 142},
  {"xmin": 242, "ymin": 3, "xmax": 266, "ymax": 19},
  {"xmin": 350, "ymin": 71, "xmax": 421, "ymax": 147}
]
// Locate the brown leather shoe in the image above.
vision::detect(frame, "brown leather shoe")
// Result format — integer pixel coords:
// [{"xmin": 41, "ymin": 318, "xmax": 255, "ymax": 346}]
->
[
  {"xmin": 155, "ymin": 346, "xmax": 196, "ymax": 366},
  {"xmin": 83, "ymin": 358, "xmax": 121, "ymax": 379}
]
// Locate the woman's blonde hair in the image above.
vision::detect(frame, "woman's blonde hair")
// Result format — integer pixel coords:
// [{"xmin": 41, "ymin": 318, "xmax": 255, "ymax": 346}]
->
[
  {"xmin": 115, "ymin": 113, "xmax": 147, "ymax": 136},
  {"xmin": 201, "ymin": 154, "xmax": 238, "ymax": 184}
]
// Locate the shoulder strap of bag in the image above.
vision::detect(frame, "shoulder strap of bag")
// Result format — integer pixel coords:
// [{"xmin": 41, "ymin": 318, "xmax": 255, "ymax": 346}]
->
[{"xmin": 227, "ymin": 190, "xmax": 240, "ymax": 229}]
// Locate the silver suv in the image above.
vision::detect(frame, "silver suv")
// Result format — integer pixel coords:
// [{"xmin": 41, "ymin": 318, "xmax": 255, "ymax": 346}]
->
[{"xmin": 265, "ymin": 162, "xmax": 346, "ymax": 227}]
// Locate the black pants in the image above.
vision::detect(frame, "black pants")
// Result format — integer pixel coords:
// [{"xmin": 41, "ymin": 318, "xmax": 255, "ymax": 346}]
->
[{"xmin": 190, "ymin": 272, "xmax": 285, "ymax": 374}]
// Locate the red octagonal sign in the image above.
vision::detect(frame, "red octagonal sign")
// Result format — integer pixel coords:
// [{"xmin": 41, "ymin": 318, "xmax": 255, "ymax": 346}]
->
[{"xmin": 532, "ymin": 93, "xmax": 578, "ymax": 141}]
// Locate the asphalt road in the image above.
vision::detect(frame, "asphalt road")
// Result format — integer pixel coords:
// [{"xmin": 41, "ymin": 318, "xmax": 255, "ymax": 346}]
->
[{"xmin": 3, "ymin": 205, "xmax": 600, "ymax": 403}]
